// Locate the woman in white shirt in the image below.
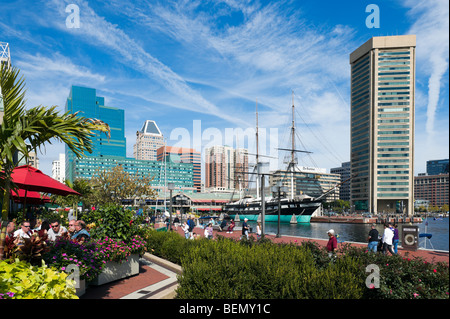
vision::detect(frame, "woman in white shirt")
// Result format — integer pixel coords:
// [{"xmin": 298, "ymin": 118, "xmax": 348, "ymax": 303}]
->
[{"xmin": 382, "ymin": 223, "xmax": 395, "ymax": 255}]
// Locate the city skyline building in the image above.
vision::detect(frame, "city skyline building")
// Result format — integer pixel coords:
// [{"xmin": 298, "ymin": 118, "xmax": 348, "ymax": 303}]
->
[
  {"xmin": 269, "ymin": 166, "xmax": 340, "ymax": 202},
  {"xmin": 426, "ymin": 159, "xmax": 449, "ymax": 176},
  {"xmin": 157, "ymin": 146, "xmax": 201, "ymax": 192},
  {"xmin": 65, "ymin": 85, "xmax": 126, "ymax": 182},
  {"xmin": 0, "ymin": 42, "xmax": 12, "ymax": 125},
  {"xmin": 330, "ymin": 161, "xmax": 351, "ymax": 202},
  {"xmin": 349, "ymin": 35, "xmax": 416, "ymax": 215},
  {"xmin": 414, "ymin": 173, "xmax": 449, "ymax": 208},
  {"xmin": 52, "ymin": 153, "xmax": 66, "ymax": 183},
  {"xmin": 204, "ymin": 145, "xmax": 248, "ymax": 191},
  {"xmin": 72, "ymin": 155, "xmax": 195, "ymax": 194},
  {"xmin": 133, "ymin": 120, "xmax": 164, "ymax": 161}
]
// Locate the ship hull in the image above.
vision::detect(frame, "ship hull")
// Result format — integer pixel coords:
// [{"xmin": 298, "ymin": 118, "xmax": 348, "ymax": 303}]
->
[{"xmin": 223, "ymin": 198, "xmax": 321, "ymax": 224}]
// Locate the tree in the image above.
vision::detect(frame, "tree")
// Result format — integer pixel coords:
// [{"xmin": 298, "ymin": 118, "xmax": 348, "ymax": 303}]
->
[
  {"xmin": 87, "ymin": 165, "xmax": 157, "ymax": 206},
  {"xmin": 0, "ymin": 65, "xmax": 110, "ymax": 260}
]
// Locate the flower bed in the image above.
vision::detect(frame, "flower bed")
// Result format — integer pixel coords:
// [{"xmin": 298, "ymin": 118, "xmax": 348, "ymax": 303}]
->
[{"xmin": 44, "ymin": 238, "xmax": 104, "ymax": 282}]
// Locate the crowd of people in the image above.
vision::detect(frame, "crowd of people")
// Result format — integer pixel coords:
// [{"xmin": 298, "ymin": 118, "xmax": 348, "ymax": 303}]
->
[
  {"xmin": 367, "ymin": 222, "xmax": 400, "ymax": 255},
  {"xmin": 5, "ymin": 217, "xmax": 92, "ymax": 244}
]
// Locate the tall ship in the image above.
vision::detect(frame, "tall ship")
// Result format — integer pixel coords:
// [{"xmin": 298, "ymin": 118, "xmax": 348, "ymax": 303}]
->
[{"xmin": 223, "ymin": 93, "xmax": 343, "ymax": 223}]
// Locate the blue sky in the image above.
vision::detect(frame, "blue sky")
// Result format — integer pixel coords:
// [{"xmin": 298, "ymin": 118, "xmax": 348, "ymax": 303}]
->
[{"xmin": 1, "ymin": 0, "xmax": 448, "ymax": 179}]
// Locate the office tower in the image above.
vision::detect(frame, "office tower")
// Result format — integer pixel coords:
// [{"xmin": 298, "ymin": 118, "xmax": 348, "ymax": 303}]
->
[
  {"xmin": 134, "ymin": 120, "xmax": 164, "ymax": 161},
  {"xmin": 157, "ymin": 146, "xmax": 201, "ymax": 192},
  {"xmin": 330, "ymin": 161, "xmax": 351, "ymax": 201},
  {"xmin": 204, "ymin": 145, "xmax": 248, "ymax": 190},
  {"xmin": 65, "ymin": 85, "xmax": 126, "ymax": 182},
  {"xmin": 349, "ymin": 35, "xmax": 415, "ymax": 215},
  {"xmin": 426, "ymin": 159, "xmax": 449, "ymax": 176}
]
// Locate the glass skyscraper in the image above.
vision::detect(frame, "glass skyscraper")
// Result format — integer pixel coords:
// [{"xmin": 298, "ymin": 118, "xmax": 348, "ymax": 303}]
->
[
  {"xmin": 426, "ymin": 159, "xmax": 449, "ymax": 176},
  {"xmin": 349, "ymin": 35, "xmax": 416, "ymax": 215},
  {"xmin": 65, "ymin": 85, "xmax": 126, "ymax": 182}
]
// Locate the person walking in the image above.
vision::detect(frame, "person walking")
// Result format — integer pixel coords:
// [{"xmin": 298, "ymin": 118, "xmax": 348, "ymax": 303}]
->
[
  {"xmin": 241, "ymin": 218, "xmax": 249, "ymax": 239},
  {"xmin": 382, "ymin": 223, "xmax": 395, "ymax": 255},
  {"xmin": 367, "ymin": 224, "xmax": 379, "ymax": 253},
  {"xmin": 182, "ymin": 221, "xmax": 190, "ymax": 239},
  {"xmin": 326, "ymin": 229, "xmax": 338, "ymax": 258},
  {"xmin": 256, "ymin": 222, "xmax": 262, "ymax": 240},
  {"xmin": 392, "ymin": 224, "xmax": 400, "ymax": 254},
  {"xmin": 187, "ymin": 216, "xmax": 195, "ymax": 238}
]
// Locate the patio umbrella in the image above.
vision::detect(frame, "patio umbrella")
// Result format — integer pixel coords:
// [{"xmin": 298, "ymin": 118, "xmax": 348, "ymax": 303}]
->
[
  {"xmin": 10, "ymin": 189, "xmax": 51, "ymax": 204},
  {"xmin": 10, "ymin": 165, "xmax": 81, "ymax": 196}
]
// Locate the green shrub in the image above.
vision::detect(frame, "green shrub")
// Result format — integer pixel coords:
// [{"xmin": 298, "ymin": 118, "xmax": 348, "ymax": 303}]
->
[
  {"xmin": 0, "ymin": 259, "xmax": 78, "ymax": 299},
  {"xmin": 84, "ymin": 204, "xmax": 139, "ymax": 243},
  {"xmin": 176, "ymin": 237, "xmax": 363, "ymax": 299},
  {"xmin": 144, "ymin": 230, "xmax": 448, "ymax": 299}
]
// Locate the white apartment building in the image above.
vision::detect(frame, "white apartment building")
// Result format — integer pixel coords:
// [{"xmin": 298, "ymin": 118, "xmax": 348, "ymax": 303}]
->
[{"xmin": 52, "ymin": 153, "xmax": 65, "ymax": 183}]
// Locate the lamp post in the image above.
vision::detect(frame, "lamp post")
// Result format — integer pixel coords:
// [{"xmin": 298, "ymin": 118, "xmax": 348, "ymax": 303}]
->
[
  {"xmin": 272, "ymin": 181, "xmax": 288, "ymax": 238},
  {"xmin": 168, "ymin": 182, "xmax": 174, "ymax": 231}
]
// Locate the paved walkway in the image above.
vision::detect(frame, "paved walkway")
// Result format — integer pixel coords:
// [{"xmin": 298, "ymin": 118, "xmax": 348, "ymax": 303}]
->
[
  {"xmin": 80, "ymin": 226, "xmax": 448, "ymax": 299},
  {"xmin": 80, "ymin": 253, "xmax": 181, "ymax": 299}
]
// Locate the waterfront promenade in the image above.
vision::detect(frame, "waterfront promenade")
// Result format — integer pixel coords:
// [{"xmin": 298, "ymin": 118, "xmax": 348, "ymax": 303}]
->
[{"xmin": 81, "ymin": 226, "xmax": 448, "ymax": 299}]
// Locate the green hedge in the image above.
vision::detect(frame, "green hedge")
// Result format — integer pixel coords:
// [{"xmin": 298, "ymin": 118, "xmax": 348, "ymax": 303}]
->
[{"xmin": 144, "ymin": 230, "xmax": 449, "ymax": 299}]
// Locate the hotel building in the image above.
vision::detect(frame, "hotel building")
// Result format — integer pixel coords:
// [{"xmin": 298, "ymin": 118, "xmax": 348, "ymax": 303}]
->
[
  {"xmin": 204, "ymin": 145, "xmax": 248, "ymax": 190},
  {"xmin": 157, "ymin": 146, "xmax": 201, "ymax": 192},
  {"xmin": 349, "ymin": 35, "xmax": 416, "ymax": 215},
  {"xmin": 133, "ymin": 120, "xmax": 164, "ymax": 161}
]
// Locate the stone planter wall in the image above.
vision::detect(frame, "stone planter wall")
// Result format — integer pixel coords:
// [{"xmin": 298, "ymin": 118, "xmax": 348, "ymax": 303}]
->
[
  {"xmin": 75, "ymin": 279, "xmax": 86, "ymax": 297},
  {"xmin": 91, "ymin": 254, "xmax": 140, "ymax": 286}
]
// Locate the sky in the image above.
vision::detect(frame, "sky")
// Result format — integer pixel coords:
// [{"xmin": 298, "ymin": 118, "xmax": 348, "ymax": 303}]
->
[{"xmin": 1, "ymin": 0, "xmax": 448, "ymax": 179}]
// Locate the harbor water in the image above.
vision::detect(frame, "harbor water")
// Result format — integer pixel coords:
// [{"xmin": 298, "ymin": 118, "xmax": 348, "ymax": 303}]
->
[{"xmin": 237, "ymin": 217, "xmax": 449, "ymax": 251}]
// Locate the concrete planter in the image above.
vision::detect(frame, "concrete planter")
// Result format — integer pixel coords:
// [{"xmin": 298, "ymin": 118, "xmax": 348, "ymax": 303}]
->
[
  {"xmin": 91, "ymin": 254, "xmax": 140, "ymax": 286},
  {"xmin": 75, "ymin": 279, "xmax": 86, "ymax": 297}
]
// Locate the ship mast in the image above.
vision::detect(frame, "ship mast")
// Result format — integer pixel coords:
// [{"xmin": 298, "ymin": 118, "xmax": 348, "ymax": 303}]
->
[
  {"xmin": 290, "ymin": 91, "xmax": 295, "ymax": 200},
  {"xmin": 256, "ymin": 99, "xmax": 260, "ymax": 199}
]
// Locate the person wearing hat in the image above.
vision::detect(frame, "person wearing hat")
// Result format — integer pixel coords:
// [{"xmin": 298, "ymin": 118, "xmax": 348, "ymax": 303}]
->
[{"xmin": 326, "ymin": 229, "xmax": 338, "ymax": 258}]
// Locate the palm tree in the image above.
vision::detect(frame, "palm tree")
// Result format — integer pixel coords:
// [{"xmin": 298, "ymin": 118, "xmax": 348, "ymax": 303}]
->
[{"xmin": 0, "ymin": 64, "xmax": 110, "ymax": 259}]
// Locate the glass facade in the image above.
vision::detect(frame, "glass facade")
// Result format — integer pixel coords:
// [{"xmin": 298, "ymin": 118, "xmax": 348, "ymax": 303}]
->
[
  {"xmin": 350, "ymin": 36, "xmax": 415, "ymax": 214},
  {"xmin": 426, "ymin": 159, "xmax": 449, "ymax": 175},
  {"xmin": 73, "ymin": 155, "xmax": 195, "ymax": 194},
  {"xmin": 65, "ymin": 86, "xmax": 127, "ymax": 182}
]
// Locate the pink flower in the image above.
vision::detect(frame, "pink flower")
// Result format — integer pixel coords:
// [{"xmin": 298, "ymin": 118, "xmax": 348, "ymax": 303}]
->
[
  {"xmin": 433, "ymin": 269, "xmax": 437, "ymax": 273},
  {"xmin": 413, "ymin": 293, "xmax": 419, "ymax": 298}
]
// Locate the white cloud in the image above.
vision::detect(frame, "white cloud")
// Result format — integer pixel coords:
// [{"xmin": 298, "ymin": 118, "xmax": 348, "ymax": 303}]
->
[
  {"xmin": 46, "ymin": 0, "xmax": 248, "ymax": 127},
  {"xmin": 405, "ymin": 0, "xmax": 449, "ymax": 136}
]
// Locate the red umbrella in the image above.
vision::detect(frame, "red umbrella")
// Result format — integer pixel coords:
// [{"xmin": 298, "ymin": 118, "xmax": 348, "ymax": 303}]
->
[
  {"xmin": 10, "ymin": 165, "xmax": 81, "ymax": 196},
  {"xmin": 10, "ymin": 189, "xmax": 51, "ymax": 204}
]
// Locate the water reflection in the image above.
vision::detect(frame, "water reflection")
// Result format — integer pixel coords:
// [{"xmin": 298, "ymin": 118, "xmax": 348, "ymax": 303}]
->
[{"xmin": 234, "ymin": 217, "xmax": 449, "ymax": 251}]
